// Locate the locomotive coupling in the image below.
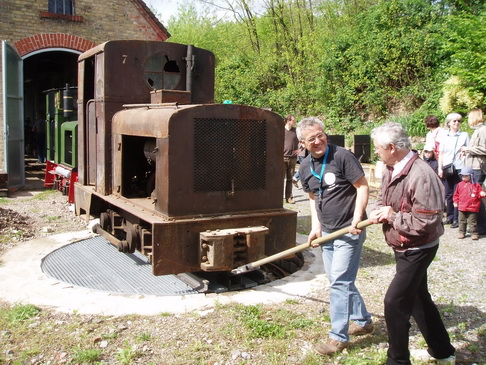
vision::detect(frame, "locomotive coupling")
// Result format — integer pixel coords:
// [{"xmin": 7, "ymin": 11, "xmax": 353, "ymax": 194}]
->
[
  {"xmin": 231, "ymin": 219, "xmax": 373, "ymax": 275},
  {"xmin": 199, "ymin": 226, "xmax": 269, "ymax": 272}
]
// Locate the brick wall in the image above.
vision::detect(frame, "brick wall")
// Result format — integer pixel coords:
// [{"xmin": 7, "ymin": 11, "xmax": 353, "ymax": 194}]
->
[
  {"xmin": 0, "ymin": 0, "xmax": 169, "ymax": 173},
  {"xmin": 1, "ymin": 0, "xmax": 168, "ymax": 50}
]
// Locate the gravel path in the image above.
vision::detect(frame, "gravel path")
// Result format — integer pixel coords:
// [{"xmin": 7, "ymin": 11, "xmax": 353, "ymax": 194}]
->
[{"xmin": 0, "ymin": 171, "xmax": 484, "ymax": 364}]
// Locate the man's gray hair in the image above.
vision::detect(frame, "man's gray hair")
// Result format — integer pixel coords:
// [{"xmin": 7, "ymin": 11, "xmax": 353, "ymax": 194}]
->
[
  {"xmin": 296, "ymin": 117, "xmax": 325, "ymax": 141},
  {"xmin": 371, "ymin": 122, "xmax": 411, "ymax": 150}
]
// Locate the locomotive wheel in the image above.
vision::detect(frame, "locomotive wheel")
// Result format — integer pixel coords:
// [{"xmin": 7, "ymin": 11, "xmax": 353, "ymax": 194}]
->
[
  {"xmin": 126, "ymin": 225, "xmax": 140, "ymax": 253},
  {"xmin": 100, "ymin": 212, "xmax": 112, "ymax": 233}
]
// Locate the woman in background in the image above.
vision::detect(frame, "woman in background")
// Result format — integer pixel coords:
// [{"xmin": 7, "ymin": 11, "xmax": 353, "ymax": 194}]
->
[{"xmin": 438, "ymin": 113, "xmax": 469, "ymax": 228}]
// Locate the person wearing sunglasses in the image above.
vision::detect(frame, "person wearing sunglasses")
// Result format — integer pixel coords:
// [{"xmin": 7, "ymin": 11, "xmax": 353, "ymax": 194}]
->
[{"xmin": 438, "ymin": 113, "xmax": 470, "ymax": 228}]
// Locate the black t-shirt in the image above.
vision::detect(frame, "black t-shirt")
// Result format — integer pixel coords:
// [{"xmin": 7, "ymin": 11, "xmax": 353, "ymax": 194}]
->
[{"xmin": 300, "ymin": 144, "xmax": 365, "ymax": 232}]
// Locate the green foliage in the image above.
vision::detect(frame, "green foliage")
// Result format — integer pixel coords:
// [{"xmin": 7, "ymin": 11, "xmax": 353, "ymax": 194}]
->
[
  {"xmin": 437, "ymin": 6, "xmax": 486, "ymax": 111},
  {"xmin": 163, "ymin": 0, "xmax": 485, "ymax": 137},
  {"xmin": 439, "ymin": 76, "xmax": 484, "ymax": 114}
]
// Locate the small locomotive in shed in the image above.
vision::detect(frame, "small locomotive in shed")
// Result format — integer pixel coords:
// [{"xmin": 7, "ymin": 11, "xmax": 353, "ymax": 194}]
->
[
  {"xmin": 43, "ymin": 84, "xmax": 78, "ymax": 203},
  {"xmin": 74, "ymin": 40, "xmax": 298, "ymax": 276}
]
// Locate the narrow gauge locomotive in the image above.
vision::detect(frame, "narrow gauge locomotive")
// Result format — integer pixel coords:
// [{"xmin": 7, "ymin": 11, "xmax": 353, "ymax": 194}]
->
[
  {"xmin": 43, "ymin": 85, "xmax": 78, "ymax": 203},
  {"xmin": 74, "ymin": 40, "xmax": 298, "ymax": 276}
]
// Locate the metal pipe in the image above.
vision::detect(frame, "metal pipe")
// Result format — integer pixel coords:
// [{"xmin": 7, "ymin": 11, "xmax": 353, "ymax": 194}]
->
[
  {"xmin": 185, "ymin": 45, "xmax": 194, "ymax": 94},
  {"xmin": 231, "ymin": 219, "xmax": 373, "ymax": 275}
]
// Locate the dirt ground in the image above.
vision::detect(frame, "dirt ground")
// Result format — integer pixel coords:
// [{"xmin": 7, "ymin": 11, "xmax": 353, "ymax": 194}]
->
[{"xmin": 0, "ymin": 169, "xmax": 86, "ymax": 256}]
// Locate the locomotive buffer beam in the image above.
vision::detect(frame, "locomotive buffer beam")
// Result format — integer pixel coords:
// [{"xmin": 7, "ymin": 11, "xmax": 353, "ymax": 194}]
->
[
  {"xmin": 231, "ymin": 219, "xmax": 373, "ymax": 275},
  {"xmin": 199, "ymin": 226, "xmax": 269, "ymax": 272}
]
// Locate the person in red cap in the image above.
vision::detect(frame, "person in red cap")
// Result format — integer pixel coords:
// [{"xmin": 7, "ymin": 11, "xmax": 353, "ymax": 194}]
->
[{"xmin": 453, "ymin": 166, "xmax": 486, "ymax": 240}]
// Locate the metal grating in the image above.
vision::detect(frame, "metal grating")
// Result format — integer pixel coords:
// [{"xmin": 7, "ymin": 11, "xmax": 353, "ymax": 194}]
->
[
  {"xmin": 193, "ymin": 118, "xmax": 267, "ymax": 192},
  {"xmin": 41, "ymin": 236, "xmax": 198, "ymax": 296}
]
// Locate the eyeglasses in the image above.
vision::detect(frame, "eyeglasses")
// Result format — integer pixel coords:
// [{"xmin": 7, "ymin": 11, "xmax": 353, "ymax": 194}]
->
[
  {"xmin": 305, "ymin": 133, "xmax": 326, "ymax": 144},
  {"xmin": 451, "ymin": 120, "xmax": 461, "ymax": 123}
]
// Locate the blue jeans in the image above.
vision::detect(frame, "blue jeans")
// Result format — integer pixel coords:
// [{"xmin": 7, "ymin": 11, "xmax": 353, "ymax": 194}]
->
[{"xmin": 320, "ymin": 229, "xmax": 371, "ymax": 342}]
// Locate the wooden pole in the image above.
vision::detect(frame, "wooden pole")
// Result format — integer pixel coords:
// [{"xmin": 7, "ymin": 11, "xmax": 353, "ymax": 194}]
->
[{"xmin": 231, "ymin": 219, "xmax": 373, "ymax": 274}]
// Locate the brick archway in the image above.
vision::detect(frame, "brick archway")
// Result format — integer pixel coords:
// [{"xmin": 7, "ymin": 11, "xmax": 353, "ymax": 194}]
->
[{"xmin": 14, "ymin": 33, "xmax": 96, "ymax": 57}]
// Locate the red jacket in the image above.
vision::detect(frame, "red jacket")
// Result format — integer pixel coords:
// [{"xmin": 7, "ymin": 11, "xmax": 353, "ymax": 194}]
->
[
  {"xmin": 374, "ymin": 153, "xmax": 445, "ymax": 250},
  {"xmin": 453, "ymin": 181, "xmax": 484, "ymax": 212}
]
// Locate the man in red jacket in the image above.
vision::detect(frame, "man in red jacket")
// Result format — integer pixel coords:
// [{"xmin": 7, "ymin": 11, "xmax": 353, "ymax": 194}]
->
[{"xmin": 370, "ymin": 122, "xmax": 455, "ymax": 365}]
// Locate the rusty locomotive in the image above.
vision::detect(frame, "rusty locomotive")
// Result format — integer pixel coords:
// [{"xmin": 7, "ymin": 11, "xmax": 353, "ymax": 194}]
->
[{"xmin": 74, "ymin": 40, "xmax": 298, "ymax": 276}]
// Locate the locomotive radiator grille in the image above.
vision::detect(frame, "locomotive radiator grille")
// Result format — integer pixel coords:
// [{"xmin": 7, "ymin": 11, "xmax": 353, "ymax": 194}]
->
[{"xmin": 193, "ymin": 118, "xmax": 267, "ymax": 192}]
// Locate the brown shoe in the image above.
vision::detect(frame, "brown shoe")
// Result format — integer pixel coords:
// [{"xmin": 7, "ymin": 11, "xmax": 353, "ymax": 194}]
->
[
  {"xmin": 286, "ymin": 198, "xmax": 295, "ymax": 204},
  {"xmin": 348, "ymin": 321, "xmax": 374, "ymax": 336},
  {"xmin": 314, "ymin": 339, "xmax": 348, "ymax": 356},
  {"xmin": 458, "ymin": 232, "xmax": 465, "ymax": 239},
  {"xmin": 471, "ymin": 235, "xmax": 479, "ymax": 240}
]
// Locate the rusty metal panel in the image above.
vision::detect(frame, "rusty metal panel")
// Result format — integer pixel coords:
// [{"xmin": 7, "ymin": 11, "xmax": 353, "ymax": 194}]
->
[
  {"xmin": 78, "ymin": 41, "xmax": 215, "ymax": 196},
  {"xmin": 150, "ymin": 90, "xmax": 191, "ymax": 104},
  {"xmin": 163, "ymin": 104, "xmax": 284, "ymax": 217},
  {"xmin": 87, "ymin": 100, "xmax": 97, "ymax": 185},
  {"xmin": 111, "ymin": 104, "xmax": 284, "ymax": 217},
  {"xmin": 88, "ymin": 40, "xmax": 214, "ymax": 104},
  {"xmin": 151, "ymin": 209, "xmax": 297, "ymax": 276}
]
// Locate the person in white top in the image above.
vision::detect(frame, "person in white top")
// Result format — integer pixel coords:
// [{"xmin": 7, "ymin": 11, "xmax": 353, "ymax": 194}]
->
[
  {"xmin": 424, "ymin": 115, "xmax": 447, "ymax": 161},
  {"xmin": 438, "ymin": 113, "xmax": 470, "ymax": 227}
]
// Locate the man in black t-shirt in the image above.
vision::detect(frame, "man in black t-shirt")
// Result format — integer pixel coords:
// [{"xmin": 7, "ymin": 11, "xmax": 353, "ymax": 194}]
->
[{"xmin": 296, "ymin": 117, "xmax": 373, "ymax": 356}]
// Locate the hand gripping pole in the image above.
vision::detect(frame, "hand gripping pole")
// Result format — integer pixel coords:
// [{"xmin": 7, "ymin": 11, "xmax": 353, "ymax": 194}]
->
[{"xmin": 231, "ymin": 219, "xmax": 373, "ymax": 275}]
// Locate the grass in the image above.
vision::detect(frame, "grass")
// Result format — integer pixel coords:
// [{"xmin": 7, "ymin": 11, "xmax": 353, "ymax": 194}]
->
[
  {"xmin": 6, "ymin": 304, "xmax": 40, "ymax": 323},
  {"xmin": 0, "ymin": 190, "xmax": 58, "ymax": 206},
  {"xmin": 71, "ymin": 346, "xmax": 103, "ymax": 363},
  {"xmin": 0, "ymin": 296, "xmax": 484, "ymax": 364},
  {"xmin": 116, "ymin": 341, "xmax": 141, "ymax": 364}
]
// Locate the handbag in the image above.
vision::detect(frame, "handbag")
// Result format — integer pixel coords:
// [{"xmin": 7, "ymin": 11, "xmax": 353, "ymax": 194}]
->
[
  {"xmin": 442, "ymin": 163, "xmax": 454, "ymax": 178},
  {"xmin": 442, "ymin": 134, "xmax": 459, "ymax": 179}
]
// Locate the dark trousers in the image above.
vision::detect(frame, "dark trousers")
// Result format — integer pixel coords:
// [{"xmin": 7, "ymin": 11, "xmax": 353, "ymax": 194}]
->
[
  {"xmin": 385, "ymin": 245, "xmax": 455, "ymax": 365},
  {"xmin": 283, "ymin": 157, "xmax": 297, "ymax": 200},
  {"xmin": 35, "ymin": 133, "xmax": 46, "ymax": 162},
  {"xmin": 473, "ymin": 170, "xmax": 486, "ymax": 233},
  {"xmin": 459, "ymin": 211, "xmax": 478, "ymax": 236},
  {"xmin": 443, "ymin": 172, "xmax": 460, "ymax": 223}
]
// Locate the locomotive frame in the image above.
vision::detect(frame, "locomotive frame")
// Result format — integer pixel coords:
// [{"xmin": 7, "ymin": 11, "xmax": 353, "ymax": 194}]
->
[{"xmin": 74, "ymin": 40, "xmax": 297, "ymax": 276}]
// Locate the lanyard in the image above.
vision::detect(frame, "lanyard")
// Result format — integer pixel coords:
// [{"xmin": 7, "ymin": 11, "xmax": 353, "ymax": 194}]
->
[{"xmin": 310, "ymin": 146, "xmax": 329, "ymax": 196}]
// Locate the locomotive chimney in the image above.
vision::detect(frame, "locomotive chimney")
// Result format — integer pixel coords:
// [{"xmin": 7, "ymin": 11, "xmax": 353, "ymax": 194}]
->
[{"xmin": 185, "ymin": 45, "xmax": 194, "ymax": 96}]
